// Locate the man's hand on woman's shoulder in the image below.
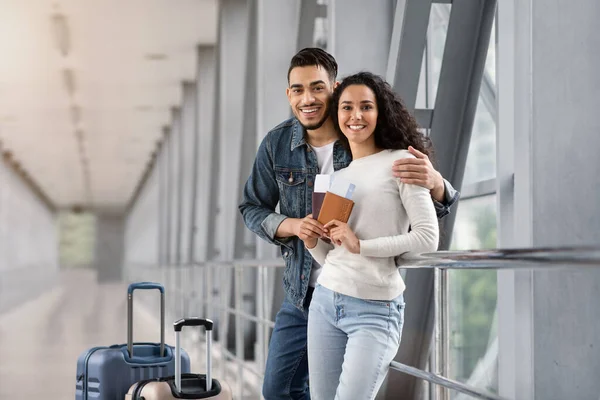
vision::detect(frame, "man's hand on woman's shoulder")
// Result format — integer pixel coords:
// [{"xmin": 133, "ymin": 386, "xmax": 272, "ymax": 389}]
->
[{"xmin": 392, "ymin": 146, "xmax": 445, "ymax": 202}]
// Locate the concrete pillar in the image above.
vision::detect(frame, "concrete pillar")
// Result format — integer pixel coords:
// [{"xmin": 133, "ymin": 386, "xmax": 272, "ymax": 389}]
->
[
  {"xmin": 214, "ymin": 0, "xmax": 250, "ymax": 261},
  {"xmin": 328, "ymin": 0, "xmax": 395, "ymax": 78},
  {"xmin": 497, "ymin": 0, "xmax": 600, "ymax": 398},
  {"xmin": 94, "ymin": 213, "xmax": 125, "ymax": 283},
  {"xmin": 193, "ymin": 46, "xmax": 217, "ymax": 263},
  {"xmin": 179, "ymin": 83, "xmax": 197, "ymax": 265}
]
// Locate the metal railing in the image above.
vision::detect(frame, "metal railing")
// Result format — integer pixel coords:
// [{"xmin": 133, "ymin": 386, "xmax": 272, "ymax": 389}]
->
[{"xmin": 126, "ymin": 245, "xmax": 600, "ymax": 400}]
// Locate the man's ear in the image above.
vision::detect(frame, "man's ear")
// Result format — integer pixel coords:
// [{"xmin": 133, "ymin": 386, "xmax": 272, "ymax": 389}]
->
[
  {"xmin": 333, "ymin": 80, "xmax": 341, "ymax": 89},
  {"xmin": 286, "ymin": 87, "xmax": 292, "ymax": 103}
]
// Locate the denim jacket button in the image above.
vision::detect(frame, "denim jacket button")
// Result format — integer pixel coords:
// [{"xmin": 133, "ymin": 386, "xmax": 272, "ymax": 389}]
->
[
  {"xmin": 301, "ymin": 274, "xmax": 305, "ymax": 280},
  {"xmin": 307, "ymin": 181, "xmax": 313, "ymax": 187}
]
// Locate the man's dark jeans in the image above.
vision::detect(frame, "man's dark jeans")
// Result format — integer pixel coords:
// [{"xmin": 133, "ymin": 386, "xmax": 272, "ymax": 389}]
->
[{"xmin": 263, "ymin": 288, "xmax": 314, "ymax": 400}]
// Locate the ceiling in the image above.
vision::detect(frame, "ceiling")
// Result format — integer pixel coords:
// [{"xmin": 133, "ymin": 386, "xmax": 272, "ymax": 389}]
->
[{"xmin": 0, "ymin": 0, "xmax": 218, "ymax": 211}]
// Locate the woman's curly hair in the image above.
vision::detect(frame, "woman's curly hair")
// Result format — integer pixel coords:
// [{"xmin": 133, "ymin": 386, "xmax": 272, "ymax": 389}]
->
[{"xmin": 330, "ymin": 71, "xmax": 434, "ymax": 160}]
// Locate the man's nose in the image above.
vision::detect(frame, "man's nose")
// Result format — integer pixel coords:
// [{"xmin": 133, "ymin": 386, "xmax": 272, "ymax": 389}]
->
[{"xmin": 302, "ymin": 91, "xmax": 315, "ymax": 104}]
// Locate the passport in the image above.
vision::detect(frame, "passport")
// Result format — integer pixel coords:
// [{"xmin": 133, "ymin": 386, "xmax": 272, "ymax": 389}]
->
[
  {"xmin": 316, "ymin": 191, "xmax": 354, "ymax": 225},
  {"xmin": 312, "ymin": 192, "xmax": 326, "ymax": 219}
]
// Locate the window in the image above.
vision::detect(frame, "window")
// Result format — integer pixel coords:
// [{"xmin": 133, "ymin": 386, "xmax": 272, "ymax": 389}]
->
[{"xmin": 449, "ymin": 195, "xmax": 498, "ymax": 394}]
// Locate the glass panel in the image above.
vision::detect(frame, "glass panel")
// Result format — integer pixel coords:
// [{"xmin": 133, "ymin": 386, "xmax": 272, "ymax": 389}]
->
[
  {"xmin": 58, "ymin": 211, "xmax": 96, "ymax": 268},
  {"xmin": 463, "ymin": 13, "xmax": 497, "ymax": 185},
  {"xmin": 462, "ymin": 97, "xmax": 497, "ymax": 185},
  {"xmin": 449, "ymin": 195, "xmax": 498, "ymax": 396},
  {"xmin": 427, "ymin": 4, "xmax": 451, "ymax": 107},
  {"xmin": 416, "ymin": 4, "xmax": 451, "ymax": 108}
]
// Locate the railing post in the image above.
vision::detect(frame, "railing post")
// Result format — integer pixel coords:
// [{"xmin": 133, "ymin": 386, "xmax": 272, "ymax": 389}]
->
[
  {"xmin": 206, "ymin": 265, "xmax": 213, "ymax": 329},
  {"xmin": 262, "ymin": 266, "xmax": 270, "ymax": 376},
  {"xmin": 441, "ymin": 268, "xmax": 450, "ymax": 400},
  {"xmin": 235, "ymin": 266, "xmax": 245, "ymax": 398},
  {"xmin": 218, "ymin": 266, "xmax": 227, "ymax": 380},
  {"xmin": 433, "ymin": 267, "xmax": 450, "ymax": 400},
  {"xmin": 256, "ymin": 266, "xmax": 264, "ymax": 373}
]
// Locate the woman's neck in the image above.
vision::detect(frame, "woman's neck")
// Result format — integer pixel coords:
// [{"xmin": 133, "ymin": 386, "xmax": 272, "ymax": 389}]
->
[{"xmin": 349, "ymin": 141, "xmax": 382, "ymax": 160}]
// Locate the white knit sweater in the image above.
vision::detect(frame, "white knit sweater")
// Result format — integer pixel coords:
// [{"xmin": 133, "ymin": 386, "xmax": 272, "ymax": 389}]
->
[{"xmin": 308, "ymin": 149, "xmax": 439, "ymax": 300}]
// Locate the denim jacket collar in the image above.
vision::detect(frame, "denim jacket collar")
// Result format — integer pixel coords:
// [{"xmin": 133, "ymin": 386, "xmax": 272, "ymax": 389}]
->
[{"xmin": 290, "ymin": 119, "xmax": 307, "ymax": 151}]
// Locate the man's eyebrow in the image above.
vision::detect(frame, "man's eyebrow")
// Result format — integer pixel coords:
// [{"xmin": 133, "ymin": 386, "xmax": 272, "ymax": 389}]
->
[{"xmin": 290, "ymin": 80, "xmax": 327, "ymax": 89}]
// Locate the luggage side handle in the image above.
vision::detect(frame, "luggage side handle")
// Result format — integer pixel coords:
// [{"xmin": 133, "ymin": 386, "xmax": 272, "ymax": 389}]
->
[
  {"xmin": 127, "ymin": 282, "xmax": 165, "ymax": 358},
  {"xmin": 173, "ymin": 318, "xmax": 214, "ymax": 393}
]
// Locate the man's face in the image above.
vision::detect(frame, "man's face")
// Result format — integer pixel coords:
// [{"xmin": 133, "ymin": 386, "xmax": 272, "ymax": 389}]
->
[{"xmin": 286, "ymin": 65, "xmax": 334, "ymax": 131}]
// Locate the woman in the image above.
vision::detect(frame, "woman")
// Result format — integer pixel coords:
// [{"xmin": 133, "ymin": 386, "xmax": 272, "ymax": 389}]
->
[{"xmin": 302, "ymin": 72, "xmax": 439, "ymax": 400}]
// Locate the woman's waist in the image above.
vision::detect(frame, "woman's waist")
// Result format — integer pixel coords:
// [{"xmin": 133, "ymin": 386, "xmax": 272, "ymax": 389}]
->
[{"xmin": 320, "ymin": 255, "xmax": 402, "ymax": 285}]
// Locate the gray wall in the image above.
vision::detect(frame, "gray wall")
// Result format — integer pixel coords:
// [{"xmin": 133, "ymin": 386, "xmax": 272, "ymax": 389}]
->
[
  {"xmin": 529, "ymin": 0, "xmax": 600, "ymax": 397},
  {"xmin": 0, "ymin": 147, "xmax": 58, "ymax": 313},
  {"xmin": 498, "ymin": 0, "xmax": 600, "ymax": 398}
]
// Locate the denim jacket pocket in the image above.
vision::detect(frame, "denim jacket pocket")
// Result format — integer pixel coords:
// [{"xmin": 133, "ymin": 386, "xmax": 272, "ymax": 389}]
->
[{"xmin": 274, "ymin": 167, "xmax": 306, "ymax": 216}]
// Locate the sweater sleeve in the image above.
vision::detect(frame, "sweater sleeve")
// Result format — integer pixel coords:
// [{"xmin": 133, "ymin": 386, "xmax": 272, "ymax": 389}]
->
[
  {"xmin": 307, "ymin": 239, "xmax": 334, "ymax": 266},
  {"xmin": 359, "ymin": 179, "xmax": 439, "ymax": 258}
]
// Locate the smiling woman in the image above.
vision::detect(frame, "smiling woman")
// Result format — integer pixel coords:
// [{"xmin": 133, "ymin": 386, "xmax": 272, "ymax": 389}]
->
[{"xmin": 301, "ymin": 71, "xmax": 439, "ymax": 400}]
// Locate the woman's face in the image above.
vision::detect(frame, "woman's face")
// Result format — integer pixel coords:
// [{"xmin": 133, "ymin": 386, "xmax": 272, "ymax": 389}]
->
[{"xmin": 337, "ymin": 84, "xmax": 378, "ymax": 147}]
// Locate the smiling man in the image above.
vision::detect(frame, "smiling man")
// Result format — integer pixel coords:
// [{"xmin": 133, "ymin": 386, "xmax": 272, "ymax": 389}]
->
[{"xmin": 239, "ymin": 48, "xmax": 459, "ymax": 400}]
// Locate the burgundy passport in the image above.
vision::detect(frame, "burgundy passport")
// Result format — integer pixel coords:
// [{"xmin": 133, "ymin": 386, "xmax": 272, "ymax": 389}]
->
[{"xmin": 312, "ymin": 192, "xmax": 326, "ymax": 219}]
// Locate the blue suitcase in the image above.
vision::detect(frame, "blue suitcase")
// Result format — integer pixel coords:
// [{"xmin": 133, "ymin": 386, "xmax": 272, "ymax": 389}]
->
[{"xmin": 75, "ymin": 282, "xmax": 191, "ymax": 400}]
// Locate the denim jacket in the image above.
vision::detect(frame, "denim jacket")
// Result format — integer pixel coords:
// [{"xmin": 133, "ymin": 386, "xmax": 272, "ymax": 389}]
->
[{"xmin": 239, "ymin": 117, "xmax": 459, "ymax": 311}]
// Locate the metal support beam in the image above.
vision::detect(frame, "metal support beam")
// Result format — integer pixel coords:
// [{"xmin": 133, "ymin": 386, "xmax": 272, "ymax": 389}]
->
[
  {"xmin": 214, "ymin": 0, "xmax": 250, "ymax": 261},
  {"xmin": 461, "ymin": 177, "xmax": 498, "ymax": 200},
  {"xmin": 388, "ymin": 0, "xmax": 433, "ymax": 107},
  {"xmin": 193, "ymin": 46, "xmax": 217, "ymax": 263},
  {"xmin": 328, "ymin": 0, "xmax": 395, "ymax": 78}
]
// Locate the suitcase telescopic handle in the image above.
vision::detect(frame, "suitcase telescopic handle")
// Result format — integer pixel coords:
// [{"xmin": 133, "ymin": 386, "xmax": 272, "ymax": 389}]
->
[
  {"xmin": 127, "ymin": 282, "xmax": 165, "ymax": 358},
  {"xmin": 174, "ymin": 318, "xmax": 213, "ymax": 331},
  {"xmin": 174, "ymin": 318, "xmax": 214, "ymax": 393}
]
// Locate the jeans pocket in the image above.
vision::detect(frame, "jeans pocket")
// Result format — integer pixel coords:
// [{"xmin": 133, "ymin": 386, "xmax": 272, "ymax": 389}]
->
[{"xmin": 362, "ymin": 298, "xmax": 392, "ymax": 307}]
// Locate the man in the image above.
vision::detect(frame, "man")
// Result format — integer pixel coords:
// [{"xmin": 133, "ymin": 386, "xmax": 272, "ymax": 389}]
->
[{"xmin": 239, "ymin": 48, "xmax": 459, "ymax": 400}]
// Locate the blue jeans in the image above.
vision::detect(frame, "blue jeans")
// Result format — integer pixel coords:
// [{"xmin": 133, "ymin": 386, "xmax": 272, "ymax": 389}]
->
[
  {"xmin": 263, "ymin": 294, "xmax": 312, "ymax": 400},
  {"xmin": 307, "ymin": 284, "xmax": 405, "ymax": 400}
]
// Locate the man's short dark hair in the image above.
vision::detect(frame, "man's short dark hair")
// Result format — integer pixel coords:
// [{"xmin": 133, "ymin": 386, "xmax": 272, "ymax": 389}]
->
[{"xmin": 287, "ymin": 48, "xmax": 338, "ymax": 84}]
